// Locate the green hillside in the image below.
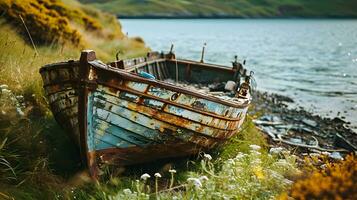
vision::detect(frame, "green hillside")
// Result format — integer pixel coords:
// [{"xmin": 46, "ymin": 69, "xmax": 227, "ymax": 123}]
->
[{"xmin": 79, "ymin": 0, "xmax": 357, "ymax": 18}]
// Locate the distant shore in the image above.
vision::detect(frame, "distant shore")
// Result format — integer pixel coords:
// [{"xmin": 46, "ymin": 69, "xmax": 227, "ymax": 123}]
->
[{"xmin": 117, "ymin": 15, "xmax": 357, "ymax": 19}]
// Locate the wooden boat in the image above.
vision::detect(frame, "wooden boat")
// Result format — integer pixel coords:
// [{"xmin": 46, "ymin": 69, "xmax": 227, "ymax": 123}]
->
[{"xmin": 39, "ymin": 49, "xmax": 252, "ymax": 178}]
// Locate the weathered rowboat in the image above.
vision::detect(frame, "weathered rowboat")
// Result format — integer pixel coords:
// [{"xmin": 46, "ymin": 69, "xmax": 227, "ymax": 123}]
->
[{"xmin": 39, "ymin": 49, "xmax": 252, "ymax": 178}]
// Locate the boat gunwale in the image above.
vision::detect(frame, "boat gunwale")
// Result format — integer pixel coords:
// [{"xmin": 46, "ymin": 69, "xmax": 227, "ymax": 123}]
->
[
  {"xmin": 39, "ymin": 60, "xmax": 79, "ymax": 73},
  {"xmin": 40, "ymin": 61, "xmax": 251, "ymax": 109},
  {"xmin": 91, "ymin": 61, "xmax": 251, "ymax": 109}
]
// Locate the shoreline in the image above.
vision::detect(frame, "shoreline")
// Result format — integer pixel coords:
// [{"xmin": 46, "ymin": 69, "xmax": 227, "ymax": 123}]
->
[{"xmin": 251, "ymin": 91, "xmax": 357, "ymax": 155}]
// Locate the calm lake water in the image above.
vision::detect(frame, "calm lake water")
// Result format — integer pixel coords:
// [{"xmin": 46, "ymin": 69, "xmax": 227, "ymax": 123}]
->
[{"xmin": 121, "ymin": 19, "xmax": 357, "ymax": 131}]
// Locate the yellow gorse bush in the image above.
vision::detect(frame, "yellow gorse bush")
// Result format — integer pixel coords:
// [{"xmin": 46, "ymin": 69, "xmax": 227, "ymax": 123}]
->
[
  {"xmin": 290, "ymin": 154, "xmax": 357, "ymax": 200},
  {"xmin": 0, "ymin": 0, "xmax": 104, "ymax": 45}
]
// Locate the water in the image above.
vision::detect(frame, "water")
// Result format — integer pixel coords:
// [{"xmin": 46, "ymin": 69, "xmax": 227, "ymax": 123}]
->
[{"xmin": 121, "ymin": 19, "xmax": 357, "ymax": 130}]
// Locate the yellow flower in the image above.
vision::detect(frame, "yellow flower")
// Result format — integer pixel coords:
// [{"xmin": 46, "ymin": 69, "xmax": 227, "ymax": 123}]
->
[{"xmin": 253, "ymin": 166, "xmax": 265, "ymax": 180}]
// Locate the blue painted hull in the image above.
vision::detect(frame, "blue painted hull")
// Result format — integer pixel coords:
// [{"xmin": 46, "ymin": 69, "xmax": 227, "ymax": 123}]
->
[{"xmin": 40, "ymin": 50, "xmax": 252, "ymax": 178}]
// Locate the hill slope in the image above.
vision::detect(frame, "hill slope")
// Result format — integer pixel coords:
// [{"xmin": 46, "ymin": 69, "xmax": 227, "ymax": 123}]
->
[
  {"xmin": 79, "ymin": 0, "xmax": 357, "ymax": 18},
  {"xmin": 0, "ymin": 0, "xmax": 149, "ymax": 59}
]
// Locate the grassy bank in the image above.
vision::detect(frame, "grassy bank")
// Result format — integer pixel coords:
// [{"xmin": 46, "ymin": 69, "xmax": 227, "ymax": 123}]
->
[
  {"xmin": 0, "ymin": 5, "xmax": 300, "ymax": 197},
  {"xmin": 80, "ymin": 0, "xmax": 357, "ymax": 18},
  {"xmin": 0, "ymin": 1, "xmax": 356, "ymax": 200}
]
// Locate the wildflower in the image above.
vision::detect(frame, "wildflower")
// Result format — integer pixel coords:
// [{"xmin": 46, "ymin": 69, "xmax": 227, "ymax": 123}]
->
[
  {"xmin": 203, "ymin": 153, "xmax": 212, "ymax": 160},
  {"xmin": 269, "ymin": 147, "xmax": 284, "ymax": 154},
  {"xmin": 1, "ymin": 110, "xmax": 5, "ymax": 115},
  {"xmin": 140, "ymin": 173, "xmax": 150, "ymax": 180},
  {"xmin": 251, "ymin": 157, "xmax": 262, "ymax": 168},
  {"xmin": 187, "ymin": 177, "xmax": 202, "ymax": 188},
  {"xmin": 154, "ymin": 173, "xmax": 161, "ymax": 198},
  {"xmin": 253, "ymin": 166, "xmax": 265, "ymax": 180},
  {"xmin": 252, "ymin": 151, "xmax": 261, "ymax": 155},
  {"xmin": 249, "ymin": 144, "xmax": 261, "ymax": 151},
  {"xmin": 0, "ymin": 84, "xmax": 8, "ymax": 90},
  {"xmin": 154, "ymin": 173, "xmax": 161, "ymax": 178},
  {"xmin": 169, "ymin": 169, "xmax": 176, "ymax": 173},
  {"xmin": 235, "ymin": 152, "xmax": 245, "ymax": 159},
  {"xmin": 123, "ymin": 188, "xmax": 132, "ymax": 195},
  {"xmin": 169, "ymin": 169, "xmax": 176, "ymax": 189},
  {"xmin": 16, "ymin": 107, "xmax": 24, "ymax": 116},
  {"xmin": 199, "ymin": 176, "xmax": 209, "ymax": 181},
  {"xmin": 227, "ymin": 158, "xmax": 235, "ymax": 165},
  {"xmin": 1, "ymin": 88, "xmax": 11, "ymax": 94}
]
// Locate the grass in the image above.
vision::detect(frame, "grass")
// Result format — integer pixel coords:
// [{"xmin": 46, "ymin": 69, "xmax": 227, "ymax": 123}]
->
[
  {"xmin": 1, "ymin": 1, "xmax": 355, "ymax": 200},
  {"xmin": 66, "ymin": 117, "xmax": 300, "ymax": 199},
  {"xmin": 0, "ymin": 25, "xmax": 300, "ymax": 198},
  {"xmin": 80, "ymin": 0, "xmax": 357, "ymax": 18}
]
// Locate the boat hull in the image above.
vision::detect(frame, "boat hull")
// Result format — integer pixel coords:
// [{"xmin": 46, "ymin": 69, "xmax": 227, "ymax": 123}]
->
[{"xmin": 40, "ymin": 50, "xmax": 251, "ymax": 178}]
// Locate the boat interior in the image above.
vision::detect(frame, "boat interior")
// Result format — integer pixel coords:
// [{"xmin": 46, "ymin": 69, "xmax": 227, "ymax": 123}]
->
[{"xmin": 108, "ymin": 51, "xmax": 244, "ymax": 86}]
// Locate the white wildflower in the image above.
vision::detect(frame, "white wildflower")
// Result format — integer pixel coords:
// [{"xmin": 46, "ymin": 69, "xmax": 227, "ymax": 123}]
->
[
  {"xmin": 235, "ymin": 152, "xmax": 245, "ymax": 159},
  {"xmin": 1, "ymin": 110, "xmax": 5, "ymax": 115},
  {"xmin": 275, "ymin": 159, "xmax": 290, "ymax": 168},
  {"xmin": 1, "ymin": 89, "xmax": 11, "ymax": 94},
  {"xmin": 226, "ymin": 158, "xmax": 235, "ymax": 165},
  {"xmin": 251, "ymin": 157, "xmax": 262, "ymax": 166},
  {"xmin": 199, "ymin": 176, "xmax": 209, "ymax": 181},
  {"xmin": 123, "ymin": 188, "xmax": 132, "ymax": 195},
  {"xmin": 187, "ymin": 177, "xmax": 202, "ymax": 188},
  {"xmin": 154, "ymin": 173, "xmax": 161, "ymax": 178},
  {"xmin": 140, "ymin": 173, "xmax": 150, "ymax": 180},
  {"xmin": 203, "ymin": 153, "xmax": 212, "ymax": 160},
  {"xmin": 269, "ymin": 147, "xmax": 284, "ymax": 154},
  {"xmin": 16, "ymin": 107, "xmax": 24, "ymax": 116},
  {"xmin": 169, "ymin": 169, "xmax": 176, "ymax": 173},
  {"xmin": 0, "ymin": 84, "xmax": 8, "ymax": 90},
  {"xmin": 249, "ymin": 144, "xmax": 261, "ymax": 151}
]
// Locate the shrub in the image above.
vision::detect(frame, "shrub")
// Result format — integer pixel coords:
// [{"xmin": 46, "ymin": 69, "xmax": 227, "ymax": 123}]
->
[
  {"xmin": 0, "ymin": 0, "xmax": 82, "ymax": 45},
  {"xmin": 0, "ymin": 0, "xmax": 106, "ymax": 46},
  {"xmin": 289, "ymin": 154, "xmax": 357, "ymax": 200}
]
